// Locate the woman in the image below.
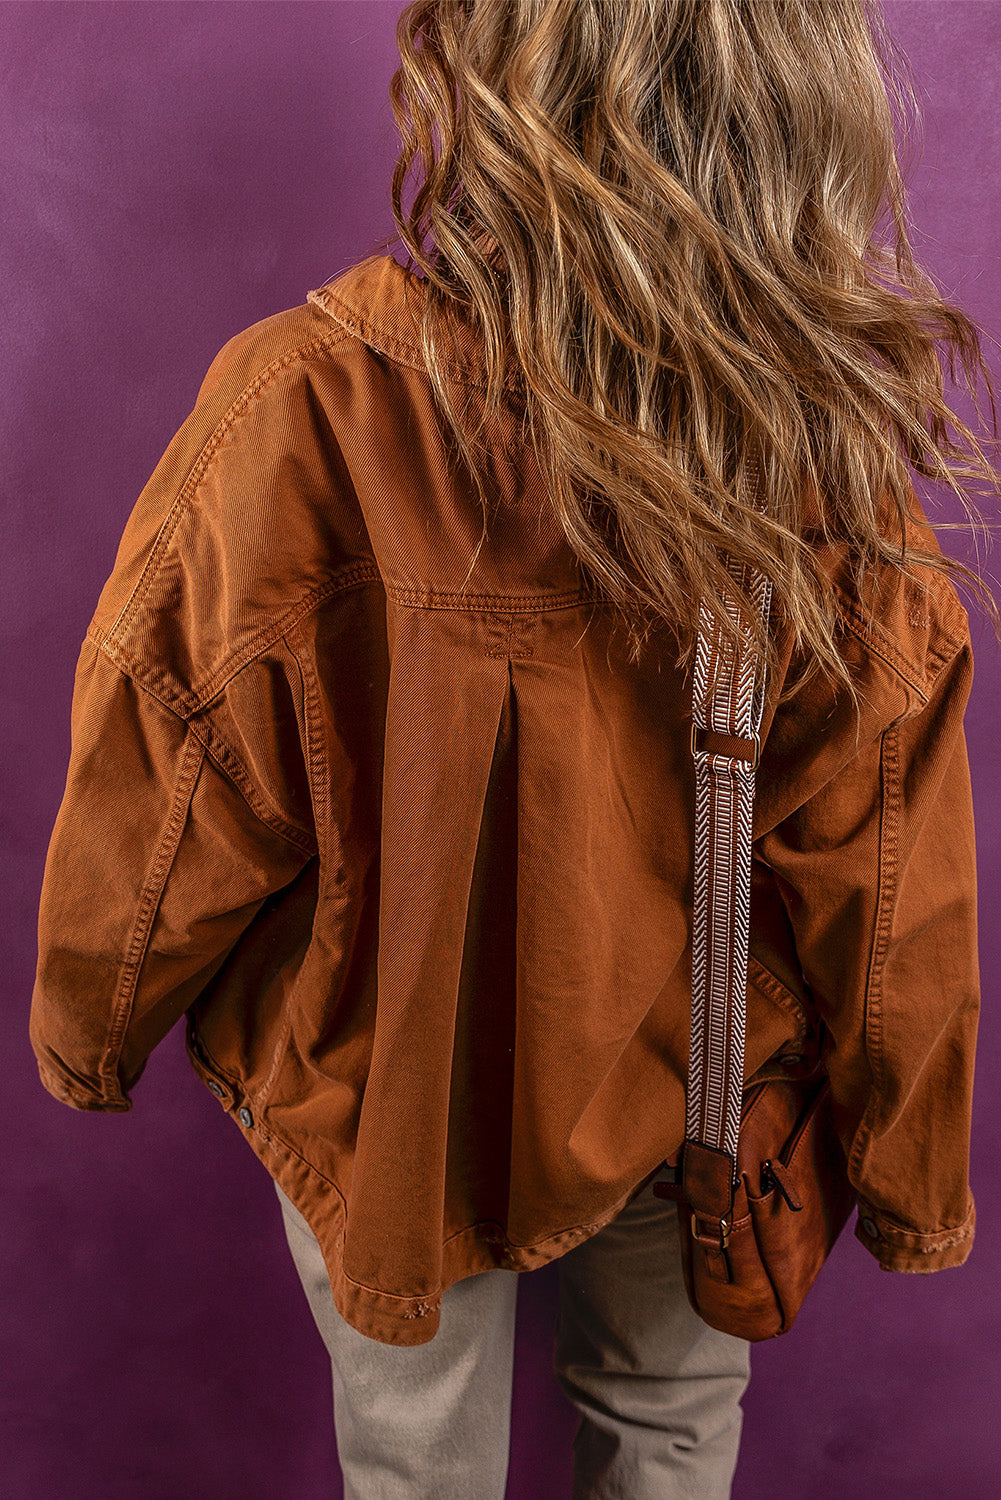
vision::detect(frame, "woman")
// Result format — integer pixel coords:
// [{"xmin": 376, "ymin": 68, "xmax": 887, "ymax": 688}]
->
[{"xmin": 30, "ymin": 2, "xmax": 998, "ymax": 1497}]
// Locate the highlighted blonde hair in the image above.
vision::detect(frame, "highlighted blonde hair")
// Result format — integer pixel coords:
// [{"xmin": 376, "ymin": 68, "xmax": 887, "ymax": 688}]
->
[{"xmin": 378, "ymin": 0, "xmax": 1000, "ymax": 712}]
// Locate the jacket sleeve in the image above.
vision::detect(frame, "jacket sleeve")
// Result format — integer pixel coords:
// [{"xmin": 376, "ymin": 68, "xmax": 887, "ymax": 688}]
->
[
  {"xmin": 28, "ymin": 306, "xmax": 349, "ymax": 1114},
  {"xmin": 29, "ymin": 631, "xmax": 316, "ymax": 1114},
  {"xmin": 756, "ymin": 633, "xmax": 980, "ymax": 1273}
]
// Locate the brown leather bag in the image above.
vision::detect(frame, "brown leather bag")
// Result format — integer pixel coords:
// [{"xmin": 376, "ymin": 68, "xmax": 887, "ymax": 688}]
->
[
  {"xmin": 653, "ymin": 1069, "xmax": 858, "ymax": 1340},
  {"xmin": 653, "ymin": 463, "xmax": 856, "ymax": 1340}
]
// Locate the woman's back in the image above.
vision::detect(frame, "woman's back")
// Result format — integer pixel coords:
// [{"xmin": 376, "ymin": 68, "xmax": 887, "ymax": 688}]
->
[
  {"xmin": 29, "ymin": 246, "xmax": 979, "ymax": 1348},
  {"xmin": 25, "ymin": 2, "xmax": 997, "ymax": 1495}
]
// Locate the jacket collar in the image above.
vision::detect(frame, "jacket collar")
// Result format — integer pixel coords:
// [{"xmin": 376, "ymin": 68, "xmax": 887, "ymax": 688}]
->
[{"xmin": 307, "ymin": 252, "xmax": 521, "ymax": 392}]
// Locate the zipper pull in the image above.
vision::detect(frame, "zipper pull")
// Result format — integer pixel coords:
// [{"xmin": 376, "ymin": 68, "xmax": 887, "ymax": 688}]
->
[{"xmin": 761, "ymin": 1158, "xmax": 804, "ymax": 1211}]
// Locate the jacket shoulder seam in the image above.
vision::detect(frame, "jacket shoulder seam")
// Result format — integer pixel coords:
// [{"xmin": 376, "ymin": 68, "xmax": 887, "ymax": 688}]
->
[
  {"xmin": 100, "ymin": 326, "xmax": 354, "ymax": 657},
  {"xmin": 833, "ymin": 581, "xmax": 965, "ymax": 711}
]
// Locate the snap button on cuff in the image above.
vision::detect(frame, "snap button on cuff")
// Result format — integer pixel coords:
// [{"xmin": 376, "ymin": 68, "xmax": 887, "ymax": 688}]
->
[
  {"xmin": 238, "ymin": 1107, "xmax": 253, "ymax": 1128},
  {"xmin": 206, "ymin": 1079, "xmax": 225, "ymax": 1098},
  {"xmin": 780, "ymin": 1054, "xmax": 805, "ymax": 1067},
  {"xmin": 861, "ymin": 1215, "xmax": 880, "ymax": 1239}
]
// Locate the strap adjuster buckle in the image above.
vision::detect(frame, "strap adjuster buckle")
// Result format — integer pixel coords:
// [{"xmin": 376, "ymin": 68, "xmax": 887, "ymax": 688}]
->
[{"xmin": 690, "ymin": 722, "xmax": 761, "ymax": 771}]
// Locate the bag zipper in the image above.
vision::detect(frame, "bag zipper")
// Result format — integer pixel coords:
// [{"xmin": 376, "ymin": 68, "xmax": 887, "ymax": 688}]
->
[
  {"xmin": 760, "ymin": 1157, "xmax": 804, "ymax": 1210},
  {"xmin": 758, "ymin": 1075, "xmax": 831, "ymax": 1209}
]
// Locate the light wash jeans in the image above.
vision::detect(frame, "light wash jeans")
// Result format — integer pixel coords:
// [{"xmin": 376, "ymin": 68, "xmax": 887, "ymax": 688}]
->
[{"xmin": 274, "ymin": 1161, "xmax": 751, "ymax": 1499}]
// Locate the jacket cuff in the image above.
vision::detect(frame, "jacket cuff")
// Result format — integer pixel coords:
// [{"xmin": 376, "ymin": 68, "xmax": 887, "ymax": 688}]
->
[
  {"xmin": 36, "ymin": 1058, "xmax": 132, "ymax": 1113},
  {"xmin": 854, "ymin": 1196, "xmax": 975, "ymax": 1273}
]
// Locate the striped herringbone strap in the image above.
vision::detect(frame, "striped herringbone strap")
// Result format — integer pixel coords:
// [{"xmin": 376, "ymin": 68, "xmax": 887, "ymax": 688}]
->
[{"xmin": 686, "ymin": 468, "xmax": 773, "ymax": 1178}]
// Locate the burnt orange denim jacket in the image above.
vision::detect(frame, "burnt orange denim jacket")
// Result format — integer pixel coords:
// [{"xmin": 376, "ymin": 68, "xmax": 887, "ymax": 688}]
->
[{"xmin": 29, "ymin": 253, "xmax": 980, "ymax": 1346}]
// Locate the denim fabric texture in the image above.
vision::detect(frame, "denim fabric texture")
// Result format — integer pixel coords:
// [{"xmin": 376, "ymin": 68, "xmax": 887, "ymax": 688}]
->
[{"xmin": 29, "ymin": 252, "xmax": 980, "ymax": 1347}]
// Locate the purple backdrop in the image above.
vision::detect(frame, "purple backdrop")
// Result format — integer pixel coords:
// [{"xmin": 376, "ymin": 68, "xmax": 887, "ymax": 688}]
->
[{"xmin": 4, "ymin": 4, "xmax": 999, "ymax": 1497}]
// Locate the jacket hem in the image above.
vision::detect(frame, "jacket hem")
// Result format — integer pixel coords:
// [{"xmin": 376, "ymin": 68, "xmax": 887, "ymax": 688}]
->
[
  {"xmin": 186, "ymin": 1044, "xmax": 643, "ymax": 1346},
  {"xmin": 257, "ymin": 1114, "xmax": 640, "ymax": 1346}
]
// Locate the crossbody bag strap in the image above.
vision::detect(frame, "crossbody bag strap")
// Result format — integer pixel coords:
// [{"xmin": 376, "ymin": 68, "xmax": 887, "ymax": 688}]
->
[{"xmin": 682, "ymin": 459, "xmax": 773, "ymax": 1239}]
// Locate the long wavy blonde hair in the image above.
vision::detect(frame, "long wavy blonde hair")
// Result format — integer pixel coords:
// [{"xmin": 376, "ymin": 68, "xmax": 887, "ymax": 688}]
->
[{"xmin": 369, "ymin": 0, "xmax": 1000, "ymax": 714}]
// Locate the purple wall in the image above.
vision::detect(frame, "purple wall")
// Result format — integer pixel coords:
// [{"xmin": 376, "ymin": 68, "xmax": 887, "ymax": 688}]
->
[{"xmin": 3, "ymin": 3, "xmax": 999, "ymax": 1496}]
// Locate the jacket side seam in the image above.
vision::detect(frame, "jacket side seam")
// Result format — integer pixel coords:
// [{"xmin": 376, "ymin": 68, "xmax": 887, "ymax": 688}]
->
[
  {"xmin": 100, "ymin": 327, "xmax": 353, "ymax": 655},
  {"xmin": 847, "ymin": 722, "xmax": 898, "ymax": 1186},
  {"xmin": 283, "ymin": 624, "xmax": 329, "ymax": 858},
  {"xmin": 187, "ymin": 714, "xmax": 318, "ymax": 856},
  {"xmin": 100, "ymin": 726, "xmax": 207, "ymax": 1097},
  {"xmin": 250, "ymin": 626, "xmax": 329, "ymax": 1113}
]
